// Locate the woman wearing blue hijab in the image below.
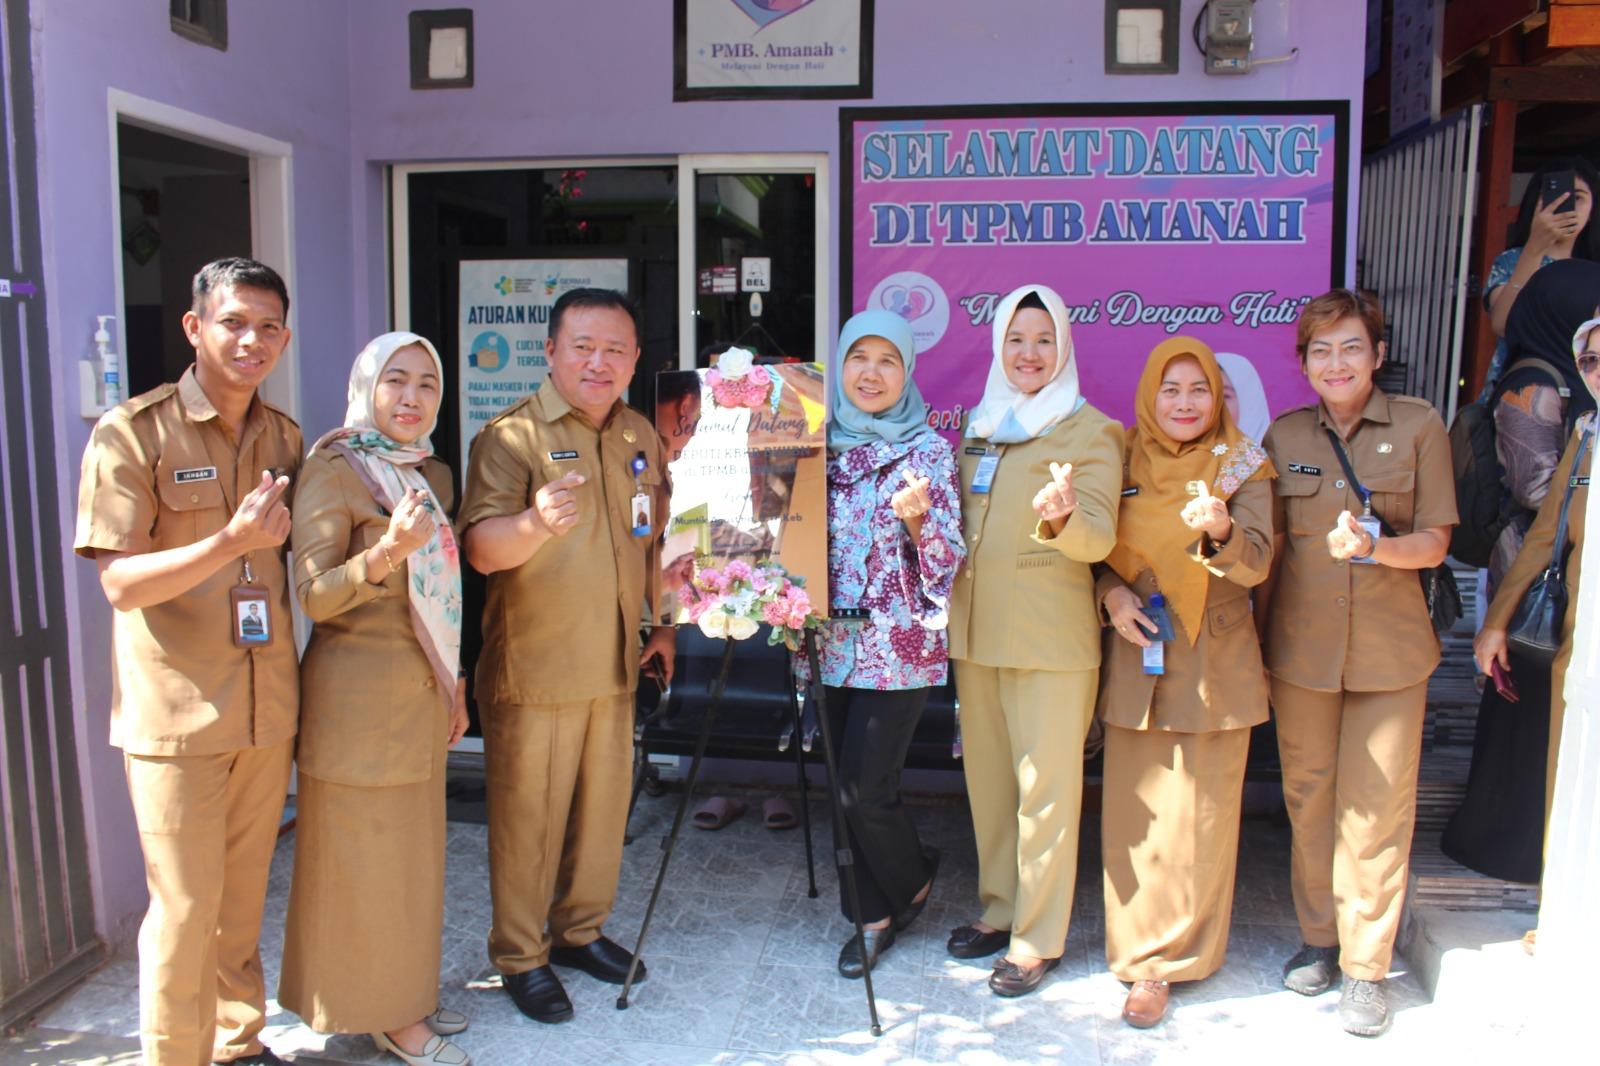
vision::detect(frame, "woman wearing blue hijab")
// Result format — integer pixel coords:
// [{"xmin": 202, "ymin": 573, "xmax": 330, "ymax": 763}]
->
[{"xmin": 814, "ymin": 309, "xmax": 965, "ymax": 978}]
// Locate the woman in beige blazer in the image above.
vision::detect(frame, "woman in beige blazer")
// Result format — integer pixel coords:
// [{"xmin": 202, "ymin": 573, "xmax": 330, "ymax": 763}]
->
[
  {"xmin": 1476, "ymin": 314, "xmax": 1600, "ymax": 851},
  {"xmin": 947, "ymin": 285, "xmax": 1125, "ymax": 997},
  {"xmin": 1096, "ymin": 337, "xmax": 1274, "ymax": 1029},
  {"xmin": 279, "ymin": 333, "xmax": 471, "ymax": 1066}
]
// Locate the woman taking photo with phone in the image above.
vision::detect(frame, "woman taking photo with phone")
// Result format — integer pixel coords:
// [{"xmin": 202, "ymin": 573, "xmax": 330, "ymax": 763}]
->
[
  {"xmin": 279, "ymin": 332, "xmax": 471, "ymax": 1066},
  {"xmin": 812, "ymin": 309, "xmax": 965, "ymax": 978},
  {"xmin": 1096, "ymin": 337, "xmax": 1274, "ymax": 1029},
  {"xmin": 1259, "ymin": 288, "xmax": 1456, "ymax": 1038},
  {"xmin": 946, "ymin": 285, "xmax": 1123, "ymax": 998}
]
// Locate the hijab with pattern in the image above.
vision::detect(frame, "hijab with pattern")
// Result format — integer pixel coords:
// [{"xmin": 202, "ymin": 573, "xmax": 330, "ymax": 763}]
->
[
  {"xmin": 1104, "ymin": 336, "xmax": 1274, "ymax": 645},
  {"xmin": 967, "ymin": 285, "xmax": 1082, "ymax": 444},
  {"xmin": 1573, "ymin": 314, "xmax": 1600, "ymax": 406},
  {"xmin": 827, "ymin": 309, "xmax": 936, "ymax": 453},
  {"xmin": 309, "ymin": 331, "xmax": 462, "ymax": 696}
]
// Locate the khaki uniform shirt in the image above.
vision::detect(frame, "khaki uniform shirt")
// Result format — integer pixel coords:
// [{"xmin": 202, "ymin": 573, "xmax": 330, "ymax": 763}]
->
[
  {"xmin": 293, "ymin": 450, "xmax": 454, "ymax": 787},
  {"xmin": 1094, "ymin": 478, "xmax": 1273, "ymax": 732},
  {"xmin": 458, "ymin": 386, "xmax": 665, "ymax": 706},
  {"xmin": 73, "ymin": 367, "xmax": 303, "ymax": 756},
  {"xmin": 949, "ymin": 405, "xmax": 1125, "ymax": 672},
  {"xmin": 1263, "ymin": 389, "xmax": 1457, "ymax": 693}
]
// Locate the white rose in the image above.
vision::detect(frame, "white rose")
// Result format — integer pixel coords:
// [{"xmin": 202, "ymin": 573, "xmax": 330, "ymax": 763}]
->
[
  {"xmin": 726, "ymin": 614, "xmax": 760, "ymax": 641},
  {"xmin": 698, "ymin": 611, "xmax": 730, "ymax": 639},
  {"xmin": 716, "ymin": 346, "xmax": 754, "ymax": 379}
]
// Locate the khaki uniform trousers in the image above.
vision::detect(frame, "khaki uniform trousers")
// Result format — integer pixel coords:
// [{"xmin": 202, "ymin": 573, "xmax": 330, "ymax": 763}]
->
[
  {"xmin": 124, "ymin": 740, "xmax": 293, "ymax": 1066},
  {"xmin": 1271, "ymin": 678, "xmax": 1427, "ymax": 981},
  {"xmin": 1102, "ymin": 724, "xmax": 1250, "ymax": 983},
  {"xmin": 956, "ymin": 663, "xmax": 1096, "ymax": 960},
  {"xmin": 483, "ymin": 694, "xmax": 633, "ymax": 973}
]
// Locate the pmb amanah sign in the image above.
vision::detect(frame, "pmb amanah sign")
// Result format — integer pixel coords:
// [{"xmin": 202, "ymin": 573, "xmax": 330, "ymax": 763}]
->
[{"xmin": 842, "ymin": 103, "xmax": 1350, "ymax": 440}]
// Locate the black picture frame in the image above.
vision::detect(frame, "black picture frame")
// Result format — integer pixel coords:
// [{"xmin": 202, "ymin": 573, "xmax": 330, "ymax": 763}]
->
[
  {"xmin": 838, "ymin": 100, "xmax": 1352, "ymax": 319},
  {"xmin": 673, "ymin": 0, "xmax": 874, "ymax": 102},
  {"xmin": 409, "ymin": 8, "xmax": 474, "ymax": 90}
]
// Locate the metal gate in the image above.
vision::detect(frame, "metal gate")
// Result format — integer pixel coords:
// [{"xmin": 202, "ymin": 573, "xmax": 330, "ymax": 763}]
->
[
  {"xmin": 1357, "ymin": 104, "xmax": 1483, "ymax": 422},
  {"xmin": 0, "ymin": 0, "xmax": 103, "ymax": 1026}
]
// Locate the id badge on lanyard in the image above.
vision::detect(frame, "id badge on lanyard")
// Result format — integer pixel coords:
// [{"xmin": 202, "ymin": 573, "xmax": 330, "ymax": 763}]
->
[
  {"xmin": 230, "ymin": 556, "xmax": 274, "ymax": 648},
  {"xmin": 969, "ymin": 448, "xmax": 1000, "ymax": 494},
  {"xmin": 1352, "ymin": 509, "xmax": 1381, "ymax": 565},
  {"xmin": 629, "ymin": 451, "xmax": 652, "ymax": 537}
]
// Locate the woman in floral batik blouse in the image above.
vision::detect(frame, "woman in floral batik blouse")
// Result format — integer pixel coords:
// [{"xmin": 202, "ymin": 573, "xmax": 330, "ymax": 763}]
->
[{"xmin": 813, "ymin": 308, "xmax": 964, "ymax": 980}]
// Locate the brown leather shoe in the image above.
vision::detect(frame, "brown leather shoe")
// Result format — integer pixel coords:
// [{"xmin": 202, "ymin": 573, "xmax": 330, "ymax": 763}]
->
[{"xmin": 1122, "ymin": 980, "xmax": 1170, "ymax": 1028}]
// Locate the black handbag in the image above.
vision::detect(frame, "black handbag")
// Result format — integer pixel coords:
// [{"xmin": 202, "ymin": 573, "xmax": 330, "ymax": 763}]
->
[
  {"xmin": 1506, "ymin": 429, "xmax": 1593, "ymax": 666},
  {"xmin": 1324, "ymin": 429, "xmax": 1463, "ymax": 634}
]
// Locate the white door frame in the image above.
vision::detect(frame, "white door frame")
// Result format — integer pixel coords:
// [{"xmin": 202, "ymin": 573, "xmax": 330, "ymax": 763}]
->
[
  {"xmin": 106, "ymin": 90, "xmax": 298, "ymax": 415},
  {"xmin": 676, "ymin": 152, "xmax": 830, "ymax": 370}
]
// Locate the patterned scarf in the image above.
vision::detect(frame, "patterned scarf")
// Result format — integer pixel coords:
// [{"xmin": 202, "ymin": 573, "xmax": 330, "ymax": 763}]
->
[{"xmin": 310, "ymin": 332, "xmax": 461, "ymax": 696}]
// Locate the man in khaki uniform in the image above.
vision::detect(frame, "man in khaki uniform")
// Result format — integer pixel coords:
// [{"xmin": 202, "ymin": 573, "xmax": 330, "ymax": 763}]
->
[
  {"xmin": 75, "ymin": 258, "xmax": 302, "ymax": 1066},
  {"xmin": 459, "ymin": 288, "xmax": 673, "ymax": 1025}
]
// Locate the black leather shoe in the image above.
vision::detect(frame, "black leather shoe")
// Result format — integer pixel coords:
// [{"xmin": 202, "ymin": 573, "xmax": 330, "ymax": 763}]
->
[
  {"xmin": 837, "ymin": 925, "xmax": 896, "ymax": 979},
  {"xmin": 989, "ymin": 955, "xmax": 1061, "ymax": 997},
  {"xmin": 502, "ymin": 965, "xmax": 574, "ymax": 1024},
  {"xmin": 549, "ymin": 935, "xmax": 646, "ymax": 985},
  {"xmin": 892, "ymin": 847, "xmax": 941, "ymax": 932},
  {"xmin": 947, "ymin": 924, "xmax": 1010, "ymax": 959}
]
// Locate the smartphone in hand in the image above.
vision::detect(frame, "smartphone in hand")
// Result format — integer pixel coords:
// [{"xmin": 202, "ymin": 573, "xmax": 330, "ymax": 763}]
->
[
  {"xmin": 1490, "ymin": 659, "xmax": 1519, "ymax": 703},
  {"xmin": 1543, "ymin": 169, "xmax": 1577, "ymax": 214}
]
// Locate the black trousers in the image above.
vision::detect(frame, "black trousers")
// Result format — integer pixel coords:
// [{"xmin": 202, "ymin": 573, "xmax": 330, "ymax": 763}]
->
[{"xmin": 824, "ymin": 685, "xmax": 934, "ymax": 924}]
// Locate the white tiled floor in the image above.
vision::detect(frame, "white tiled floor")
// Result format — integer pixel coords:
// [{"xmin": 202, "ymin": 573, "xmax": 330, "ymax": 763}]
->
[{"xmin": 20, "ymin": 790, "xmax": 1536, "ymax": 1066}]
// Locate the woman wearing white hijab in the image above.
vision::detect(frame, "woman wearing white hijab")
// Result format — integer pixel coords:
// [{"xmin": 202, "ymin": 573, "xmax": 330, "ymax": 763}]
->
[
  {"xmin": 946, "ymin": 286, "xmax": 1125, "ymax": 996},
  {"xmin": 1215, "ymin": 351, "xmax": 1272, "ymax": 442},
  {"xmin": 279, "ymin": 333, "xmax": 471, "ymax": 1066}
]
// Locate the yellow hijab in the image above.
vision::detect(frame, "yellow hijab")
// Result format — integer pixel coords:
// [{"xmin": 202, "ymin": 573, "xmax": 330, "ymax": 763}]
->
[{"xmin": 1105, "ymin": 337, "xmax": 1275, "ymax": 645}]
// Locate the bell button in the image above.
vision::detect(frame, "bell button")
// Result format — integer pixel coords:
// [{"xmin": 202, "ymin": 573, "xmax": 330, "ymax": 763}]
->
[
  {"xmin": 189, "ymin": 493, "xmax": 200, "ymax": 503},
  {"xmin": 1337, "ymin": 596, "xmax": 1348, "ymax": 607},
  {"xmin": 424, "ymin": 676, "xmax": 436, "ymax": 689},
  {"xmin": 1335, "ymin": 479, "xmax": 1346, "ymax": 489}
]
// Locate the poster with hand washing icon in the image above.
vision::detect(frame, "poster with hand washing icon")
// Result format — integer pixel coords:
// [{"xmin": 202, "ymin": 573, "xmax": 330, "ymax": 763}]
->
[{"xmin": 457, "ymin": 258, "xmax": 628, "ymax": 460}]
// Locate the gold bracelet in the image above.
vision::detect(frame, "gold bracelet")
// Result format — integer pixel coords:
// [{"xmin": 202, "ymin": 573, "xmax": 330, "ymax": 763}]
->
[{"xmin": 380, "ymin": 542, "xmax": 398, "ymax": 572}]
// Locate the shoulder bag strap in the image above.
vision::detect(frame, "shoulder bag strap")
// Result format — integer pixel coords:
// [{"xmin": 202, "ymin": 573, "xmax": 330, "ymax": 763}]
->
[
  {"xmin": 1323, "ymin": 428, "xmax": 1396, "ymax": 536},
  {"xmin": 1546, "ymin": 429, "xmax": 1594, "ymax": 576}
]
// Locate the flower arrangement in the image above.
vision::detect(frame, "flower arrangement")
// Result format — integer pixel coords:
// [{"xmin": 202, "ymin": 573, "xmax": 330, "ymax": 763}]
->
[
  {"xmin": 705, "ymin": 346, "xmax": 779, "ymax": 411},
  {"xmin": 681, "ymin": 558, "xmax": 822, "ymax": 650}
]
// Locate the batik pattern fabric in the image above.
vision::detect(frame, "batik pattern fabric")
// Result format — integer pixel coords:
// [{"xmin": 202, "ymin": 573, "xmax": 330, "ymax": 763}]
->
[{"xmin": 810, "ymin": 434, "xmax": 965, "ymax": 690}]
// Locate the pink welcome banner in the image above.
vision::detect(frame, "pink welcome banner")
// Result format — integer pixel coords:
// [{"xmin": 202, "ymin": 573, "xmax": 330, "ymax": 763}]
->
[{"xmin": 841, "ymin": 104, "xmax": 1351, "ymax": 438}]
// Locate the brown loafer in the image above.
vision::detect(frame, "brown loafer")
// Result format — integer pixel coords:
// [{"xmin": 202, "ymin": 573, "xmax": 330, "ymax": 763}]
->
[
  {"xmin": 1122, "ymin": 979, "xmax": 1170, "ymax": 1028},
  {"xmin": 988, "ymin": 955, "xmax": 1060, "ymax": 997}
]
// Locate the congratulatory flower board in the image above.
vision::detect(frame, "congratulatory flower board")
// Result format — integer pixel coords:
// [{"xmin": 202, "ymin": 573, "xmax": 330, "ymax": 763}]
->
[{"xmin": 655, "ymin": 351, "xmax": 827, "ymax": 645}]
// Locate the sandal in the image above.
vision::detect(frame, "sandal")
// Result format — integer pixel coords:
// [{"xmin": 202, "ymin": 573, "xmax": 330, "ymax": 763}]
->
[
  {"xmin": 372, "ymin": 1031, "xmax": 469, "ymax": 1066},
  {"xmin": 426, "ymin": 1007, "xmax": 468, "ymax": 1035},
  {"xmin": 690, "ymin": 796, "xmax": 746, "ymax": 830},
  {"xmin": 762, "ymin": 796, "xmax": 798, "ymax": 830}
]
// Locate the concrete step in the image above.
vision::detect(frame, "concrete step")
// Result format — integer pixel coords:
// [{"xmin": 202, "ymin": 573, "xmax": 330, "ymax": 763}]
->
[{"xmin": 1399, "ymin": 884, "xmax": 1538, "ymax": 1031}]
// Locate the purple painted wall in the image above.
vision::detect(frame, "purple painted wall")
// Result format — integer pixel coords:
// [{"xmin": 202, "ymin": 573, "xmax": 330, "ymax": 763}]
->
[
  {"xmin": 34, "ymin": 0, "xmax": 1366, "ymax": 942},
  {"xmin": 34, "ymin": 0, "xmax": 357, "ymax": 942}
]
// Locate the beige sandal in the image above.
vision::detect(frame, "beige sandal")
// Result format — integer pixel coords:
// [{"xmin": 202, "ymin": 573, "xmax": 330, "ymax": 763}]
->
[
  {"xmin": 372, "ymin": 1030, "xmax": 470, "ymax": 1066},
  {"xmin": 427, "ymin": 1007, "xmax": 469, "ymax": 1035}
]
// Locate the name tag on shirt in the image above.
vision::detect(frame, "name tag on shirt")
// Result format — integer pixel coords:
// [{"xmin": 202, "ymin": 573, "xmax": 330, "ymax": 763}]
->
[
  {"xmin": 1286, "ymin": 463, "xmax": 1322, "ymax": 476},
  {"xmin": 1574, "ymin": 476, "xmax": 1591, "ymax": 487},
  {"xmin": 969, "ymin": 452, "xmax": 1000, "ymax": 494},
  {"xmin": 548, "ymin": 449, "xmax": 580, "ymax": 461},
  {"xmin": 174, "ymin": 466, "xmax": 218, "ymax": 483}
]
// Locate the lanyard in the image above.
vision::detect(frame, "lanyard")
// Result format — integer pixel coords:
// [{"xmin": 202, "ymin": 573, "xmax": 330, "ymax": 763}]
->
[{"xmin": 1323, "ymin": 428, "xmax": 1390, "ymax": 534}]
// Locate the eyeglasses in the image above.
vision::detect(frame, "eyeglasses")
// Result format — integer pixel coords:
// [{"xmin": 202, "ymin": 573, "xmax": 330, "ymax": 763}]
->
[{"xmin": 1579, "ymin": 353, "xmax": 1600, "ymax": 375}]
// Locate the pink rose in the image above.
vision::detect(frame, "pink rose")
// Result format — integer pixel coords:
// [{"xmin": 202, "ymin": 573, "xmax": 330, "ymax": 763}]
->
[{"xmin": 725, "ymin": 560, "xmax": 753, "ymax": 581}]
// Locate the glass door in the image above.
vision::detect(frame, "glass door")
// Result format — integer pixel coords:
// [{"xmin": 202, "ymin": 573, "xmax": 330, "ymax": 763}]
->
[{"xmin": 677, "ymin": 154, "xmax": 830, "ymax": 369}]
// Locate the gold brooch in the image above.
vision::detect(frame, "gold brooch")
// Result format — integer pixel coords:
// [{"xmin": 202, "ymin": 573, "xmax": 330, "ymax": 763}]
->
[
  {"xmin": 622, "ymin": 428, "xmax": 637, "ymax": 444},
  {"xmin": 1377, "ymin": 442, "xmax": 1393, "ymax": 454}
]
